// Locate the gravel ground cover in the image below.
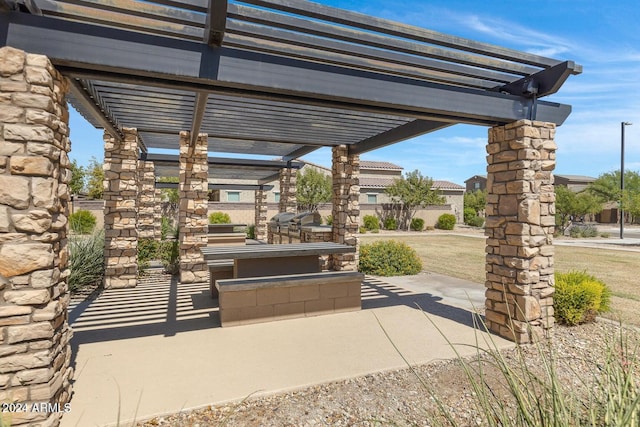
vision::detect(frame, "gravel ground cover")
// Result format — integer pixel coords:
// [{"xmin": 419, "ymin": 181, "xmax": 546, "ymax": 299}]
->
[{"xmin": 139, "ymin": 321, "xmax": 639, "ymax": 427}]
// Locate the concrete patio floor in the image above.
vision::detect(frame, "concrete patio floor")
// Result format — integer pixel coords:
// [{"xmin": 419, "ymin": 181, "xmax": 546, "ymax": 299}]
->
[{"xmin": 62, "ymin": 271, "xmax": 513, "ymax": 427}]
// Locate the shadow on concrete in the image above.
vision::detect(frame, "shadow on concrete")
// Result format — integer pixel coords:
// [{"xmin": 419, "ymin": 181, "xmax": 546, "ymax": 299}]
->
[{"xmin": 69, "ymin": 272, "xmax": 481, "ymax": 357}]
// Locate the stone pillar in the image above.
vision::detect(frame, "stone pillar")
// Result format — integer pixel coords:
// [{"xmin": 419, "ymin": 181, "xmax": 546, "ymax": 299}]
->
[
  {"xmin": 137, "ymin": 159, "xmax": 156, "ymax": 239},
  {"xmin": 0, "ymin": 46, "xmax": 73, "ymax": 426},
  {"xmin": 278, "ymin": 167, "xmax": 297, "ymax": 213},
  {"xmin": 485, "ymin": 119, "xmax": 556, "ymax": 344},
  {"xmin": 331, "ymin": 145, "xmax": 360, "ymax": 271},
  {"xmin": 103, "ymin": 128, "xmax": 138, "ymax": 289},
  {"xmin": 178, "ymin": 132, "xmax": 208, "ymax": 284},
  {"xmin": 153, "ymin": 186, "xmax": 162, "ymax": 241},
  {"xmin": 254, "ymin": 188, "xmax": 268, "ymax": 241}
]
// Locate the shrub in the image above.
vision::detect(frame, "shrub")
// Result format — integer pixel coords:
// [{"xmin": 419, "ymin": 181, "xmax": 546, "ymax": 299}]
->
[
  {"xmin": 247, "ymin": 224, "xmax": 256, "ymax": 239},
  {"xmin": 600, "ymin": 232, "xmax": 610, "ymax": 238},
  {"xmin": 363, "ymin": 214, "xmax": 379, "ymax": 231},
  {"xmin": 467, "ymin": 216, "xmax": 485, "ymax": 228},
  {"xmin": 569, "ymin": 224, "xmax": 599, "ymax": 238},
  {"xmin": 463, "ymin": 207, "xmax": 476, "ymax": 224},
  {"xmin": 209, "ymin": 211, "xmax": 231, "ymax": 224},
  {"xmin": 69, "ymin": 209, "xmax": 97, "ymax": 234},
  {"xmin": 383, "ymin": 217, "xmax": 397, "ymax": 230},
  {"xmin": 69, "ymin": 230, "xmax": 105, "ymax": 292},
  {"xmin": 436, "ymin": 213, "xmax": 456, "ymax": 230},
  {"xmin": 158, "ymin": 240, "xmax": 179, "ymax": 274},
  {"xmin": 359, "ymin": 226, "xmax": 368, "ymax": 234},
  {"xmin": 410, "ymin": 217, "xmax": 425, "ymax": 231},
  {"xmin": 359, "ymin": 240, "xmax": 422, "ymax": 276},
  {"xmin": 137, "ymin": 238, "xmax": 159, "ymax": 274},
  {"xmin": 554, "ymin": 271, "xmax": 611, "ymax": 325},
  {"xmin": 425, "ymin": 225, "xmax": 435, "ymax": 231},
  {"xmin": 325, "ymin": 215, "xmax": 333, "ymax": 225},
  {"xmin": 161, "ymin": 216, "xmax": 176, "ymax": 240}
]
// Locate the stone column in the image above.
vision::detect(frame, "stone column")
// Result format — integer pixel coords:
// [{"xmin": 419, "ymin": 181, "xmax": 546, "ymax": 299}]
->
[
  {"xmin": 103, "ymin": 128, "xmax": 139, "ymax": 289},
  {"xmin": 331, "ymin": 145, "xmax": 360, "ymax": 271},
  {"xmin": 254, "ymin": 188, "xmax": 268, "ymax": 241},
  {"xmin": 137, "ymin": 159, "xmax": 156, "ymax": 240},
  {"xmin": 278, "ymin": 167, "xmax": 297, "ymax": 213},
  {"xmin": 153, "ymin": 186, "xmax": 162, "ymax": 241},
  {"xmin": 485, "ymin": 119, "xmax": 556, "ymax": 344},
  {"xmin": 0, "ymin": 46, "xmax": 73, "ymax": 426},
  {"xmin": 178, "ymin": 132, "xmax": 208, "ymax": 284}
]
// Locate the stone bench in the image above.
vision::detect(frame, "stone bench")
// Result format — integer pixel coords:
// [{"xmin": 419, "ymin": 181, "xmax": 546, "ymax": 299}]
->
[
  {"xmin": 207, "ymin": 232, "xmax": 246, "ymax": 246},
  {"xmin": 216, "ymin": 271, "xmax": 364, "ymax": 327},
  {"xmin": 208, "ymin": 260, "xmax": 234, "ymax": 298}
]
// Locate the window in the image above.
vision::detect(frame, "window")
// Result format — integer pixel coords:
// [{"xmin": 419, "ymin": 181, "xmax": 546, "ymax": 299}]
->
[
  {"xmin": 474, "ymin": 182, "xmax": 481, "ymax": 190},
  {"xmin": 226, "ymin": 191, "xmax": 240, "ymax": 202},
  {"xmin": 274, "ymin": 192, "xmax": 280, "ymax": 203},
  {"xmin": 367, "ymin": 194, "xmax": 377, "ymax": 204}
]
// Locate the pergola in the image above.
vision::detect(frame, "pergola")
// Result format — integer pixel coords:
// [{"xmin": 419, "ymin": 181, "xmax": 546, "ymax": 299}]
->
[{"xmin": 1, "ymin": 0, "xmax": 580, "ymax": 422}]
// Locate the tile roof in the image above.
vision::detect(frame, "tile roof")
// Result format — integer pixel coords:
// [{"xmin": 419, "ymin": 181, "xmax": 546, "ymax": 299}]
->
[
  {"xmin": 361, "ymin": 177, "xmax": 464, "ymax": 190},
  {"xmin": 360, "ymin": 177, "xmax": 397, "ymax": 188},
  {"xmin": 464, "ymin": 175, "xmax": 487, "ymax": 182},
  {"xmin": 555, "ymin": 174, "xmax": 596, "ymax": 182},
  {"xmin": 433, "ymin": 180, "xmax": 465, "ymax": 190},
  {"xmin": 360, "ymin": 160, "xmax": 403, "ymax": 171}
]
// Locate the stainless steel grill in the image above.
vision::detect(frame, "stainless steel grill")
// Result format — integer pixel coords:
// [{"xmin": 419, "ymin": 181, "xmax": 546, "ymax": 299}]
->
[{"xmin": 288, "ymin": 211, "xmax": 322, "ymax": 232}]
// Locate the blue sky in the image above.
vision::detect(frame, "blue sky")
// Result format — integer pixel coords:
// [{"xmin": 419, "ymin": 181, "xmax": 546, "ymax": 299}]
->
[{"xmin": 68, "ymin": 0, "xmax": 640, "ymax": 185}]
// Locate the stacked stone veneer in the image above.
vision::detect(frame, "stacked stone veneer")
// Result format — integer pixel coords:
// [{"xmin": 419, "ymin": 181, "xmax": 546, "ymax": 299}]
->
[
  {"xmin": 103, "ymin": 128, "xmax": 139, "ymax": 289},
  {"xmin": 254, "ymin": 189, "xmax": 268, "ymax": 241},
  {"xmin": 331, "ymin": 146, "xmax": 360, "ymax": 271},
  {"xmin": 178, "ymin": 132, "xmax": 208, "ymax": 284},
  {"xmin": 0, "ymin": 46, "xmax": 73, "ymax": 426},
  {"xmin": 137, "ymin": 160, "xmax": 157, "ymax": 240},
  {"xmin": 278, "ymin": 168, "xmax": 297, "ymax": 213},
  {"xmin": 485, "ymin": 120, "xmax": 556, "ymax": 344}
]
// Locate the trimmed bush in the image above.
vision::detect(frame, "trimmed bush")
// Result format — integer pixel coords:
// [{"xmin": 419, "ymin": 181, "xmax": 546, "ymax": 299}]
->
[
  {"xmin": 436, "ymin": 213, "xmax": 456, "ymax": 230},
  {"xmin": 383, "ymin": 217, "xmax": 397, "ymax": 230},
  {"xmin": 363, "ymin": 214, "xmax": 380, "ymax": 231},
  {"xmin": 467, "ymin": 216, "xmax": 485, "ymax": 228},
  {"xmin": 359, "ymin": 240, "xmax": 422, "ymax": 276},
  {"xmin": 247, "ymin": 224, "xmax": 256, "ymax": 239},
  {"xmin": 69, "ymin": 209, "xmax": 97, "ymax": 234},
  {"xmin": 554, "ymin": 271, "xmax": 611, "ymax": 325},
  {"xmin": 410, "ymin": 217, "xmax": 425, "ymax": 231},
  {"xmin": 568, "ymin": 224, "xmax": 599, "ymax": 238},
  {"xmin": 463, "ymin": 207, "xmax": 476, "ymax": 224},
  {"xmin": 209, "ymin": 211, "xmax": 231, "ymax": 224},
  {"xmin": 69, "ymin": 230, "xmax": 105, "ymax": 292}
]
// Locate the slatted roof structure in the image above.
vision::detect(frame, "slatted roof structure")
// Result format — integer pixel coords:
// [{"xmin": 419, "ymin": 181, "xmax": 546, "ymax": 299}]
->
[{"xmin": 1, "ymin": 0, "xmax": 581, "ymax": 170}]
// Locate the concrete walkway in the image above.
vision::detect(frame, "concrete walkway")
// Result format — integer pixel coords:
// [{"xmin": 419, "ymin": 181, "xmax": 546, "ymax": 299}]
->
[{"xmin": 63, "ymin": 271, "xmax": 512, "ymax": 427}]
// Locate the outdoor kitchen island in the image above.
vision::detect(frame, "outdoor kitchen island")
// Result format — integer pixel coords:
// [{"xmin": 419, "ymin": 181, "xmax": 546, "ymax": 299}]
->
[{"xmin": 202, "ymin": 243, "xmax": 363, "ymax": 326}]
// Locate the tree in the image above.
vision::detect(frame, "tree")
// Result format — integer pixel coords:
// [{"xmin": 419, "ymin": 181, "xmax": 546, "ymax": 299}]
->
[
  {"xmin": 69, "ymin": 159, "xmax": 85, "ymax": 195},
  {"xmin": 157, "ymin": 176, "xmax": 179, "ymax": 228},
  {"xmin": 464, "ymin": 189, "xmax": 487, "ymax": 215},
  {"xmin": 555, "ymin": 185, "xmax": 602, "ymax": 233},
  {"xmin": 86, "ymin": 157, "xmax": 104, "ymax": 199},
  {"xmin": 296, "ymin": 167, "xmax": 332, "ymax": 212},
  {"xmin": 385, "ymin": 169, "xmax": 445, "ymax": 230},
  {"xmin": 587, "ymin": 170, "xmax": 640, "ymax": 223}
]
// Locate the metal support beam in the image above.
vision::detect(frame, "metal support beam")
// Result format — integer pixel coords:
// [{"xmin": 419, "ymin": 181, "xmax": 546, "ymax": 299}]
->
[
  {"xmin": 349, "ymin": 119, "xmax": 452, "ymax": 155},
  {"xmin": 495, "ymin": 61, "xmax": 579, "ymax": 99},
  {"xmin": 68, "ymin": 78, "xmax": 123, "ymax": 141},
  {"xmin": 281, "ymin": 145, "xmax": 319, "ymax": 161},
  {"xmin": 4, "ymin": 13, "xmax": 574, "ymax": 126},
  {"xmin": 145, "ymin": 153, "xmax": 303, "ymax": 169},
  {"xmin": 190, "ymin": 91, "xmax": 208, "ymax": 145},
  {"xmin": 204, "ymin": 0, "xmax": 227, "ymax": 46},
  {"xmin": 156, "ymin": 182, "xmax": 273, "ymax": 191},
  {"xmin": 258, "ymin": 172, "xmax": 280, "ymax": 185}
]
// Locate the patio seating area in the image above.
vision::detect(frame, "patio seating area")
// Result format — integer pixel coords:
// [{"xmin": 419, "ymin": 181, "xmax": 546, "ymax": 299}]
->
[{"xmin": 63, "ymin": 271, "xmax": 513, "ymax": 426}]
